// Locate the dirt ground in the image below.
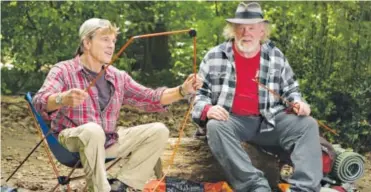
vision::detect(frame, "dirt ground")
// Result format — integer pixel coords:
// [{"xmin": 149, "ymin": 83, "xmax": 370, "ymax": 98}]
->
[{"xmin": 1, "ymin": 95, "xmax": 370, "ymax": 191}]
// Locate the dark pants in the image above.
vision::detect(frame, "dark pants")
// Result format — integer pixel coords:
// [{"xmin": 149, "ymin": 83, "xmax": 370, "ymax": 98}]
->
[{"xmin": 206, "ymin": 112, "xmax": 322, "ymax": 192}]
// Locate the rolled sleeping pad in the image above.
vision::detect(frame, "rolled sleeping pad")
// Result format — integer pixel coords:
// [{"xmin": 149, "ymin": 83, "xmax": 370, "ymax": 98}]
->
[{"xmin": 331, "ymin": 147, "xmax": 365, "ymax": 183}]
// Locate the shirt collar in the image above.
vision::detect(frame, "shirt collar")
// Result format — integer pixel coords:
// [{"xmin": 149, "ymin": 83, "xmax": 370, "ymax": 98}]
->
[{"xmin": 73, "ymin": 55, "xmax": 115, "ymax": 81}]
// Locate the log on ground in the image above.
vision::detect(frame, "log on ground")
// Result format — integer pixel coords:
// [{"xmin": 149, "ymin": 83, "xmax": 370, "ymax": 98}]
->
[{"xmin": 161, "ymin": 137, "xmax": 281, "ymax": 188}]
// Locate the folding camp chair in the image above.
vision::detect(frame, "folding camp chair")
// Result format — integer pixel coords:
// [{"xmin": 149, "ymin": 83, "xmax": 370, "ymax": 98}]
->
[
  {"xmin": 9, "ymin": 92, "xmax": 116, "ymax": 191},
  {"xmin": 5, "ymin": 92, "xmax": 163, "ymax": 192}
]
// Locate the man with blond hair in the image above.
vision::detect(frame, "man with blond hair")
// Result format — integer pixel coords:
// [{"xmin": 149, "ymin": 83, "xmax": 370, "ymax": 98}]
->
[
  {"xmin": 192, "ymin": 2, "xmax": 322, "ymax": 192},
  {"xmin": 33, "ymin": 18, "xmax": 202, "ymax": 192}
]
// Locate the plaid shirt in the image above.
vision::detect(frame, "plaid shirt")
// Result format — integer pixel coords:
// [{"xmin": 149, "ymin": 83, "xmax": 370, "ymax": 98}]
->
[
  {"xmin": 192, "ymin": 40, "xmax": 303, "ymax": 132},
  {"xmin": 33, "ymin": 56, "xmax": 166, "ymax": 145}
]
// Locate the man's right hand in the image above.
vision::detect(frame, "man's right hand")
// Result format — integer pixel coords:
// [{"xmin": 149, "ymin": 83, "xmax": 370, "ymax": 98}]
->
[
  {"xmin": 61, "ymin": 88, "xmax": 89, "ymax": 107},
  {"xmin": 207, "ymin": 105, "xmax": 229, "ymax": 121}
]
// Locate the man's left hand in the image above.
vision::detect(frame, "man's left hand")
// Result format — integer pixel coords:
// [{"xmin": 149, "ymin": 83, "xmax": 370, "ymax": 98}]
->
[{"xmin": 293, "ymin": 101, "xmax": 311, "ymax": 116}]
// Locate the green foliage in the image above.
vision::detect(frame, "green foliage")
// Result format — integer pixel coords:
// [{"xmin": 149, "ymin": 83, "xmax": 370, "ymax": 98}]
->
[{"xmin": 1, "ymin": 1, "xmax": 370, "ymax": 152}]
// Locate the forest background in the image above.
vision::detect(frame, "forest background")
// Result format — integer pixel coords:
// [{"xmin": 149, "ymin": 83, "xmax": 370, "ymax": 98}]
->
[{"xmin": 1, "ymin": 1, "xmax": 371, "ymax": 152}]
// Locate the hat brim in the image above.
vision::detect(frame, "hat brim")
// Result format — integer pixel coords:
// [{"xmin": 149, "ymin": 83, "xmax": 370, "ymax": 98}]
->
[{"xmin": 226, "ymin": 18, "xmax": 268, "ymax": 24}]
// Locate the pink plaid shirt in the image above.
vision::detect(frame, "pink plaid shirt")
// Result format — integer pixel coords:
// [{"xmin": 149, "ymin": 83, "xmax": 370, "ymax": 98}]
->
[{"xmin": 33, "ymin": 56, "xmax": 166, "ymax": 145}]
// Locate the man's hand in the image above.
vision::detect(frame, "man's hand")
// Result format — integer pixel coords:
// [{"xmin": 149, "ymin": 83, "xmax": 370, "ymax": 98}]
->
[
  {"xmin": 207, "ymin": 105, "xmax": 229, "ymax": 121},
  {"xmin": 61, "ymin": 88, "xmax": 89, "ymax": 107},
  {"xmin": 293, "ymin": 101, "xmax": 311, "ymax": 116},
  {"xmin": 182, "ymin": 74, "xmax": 203, "ymax": 95}
]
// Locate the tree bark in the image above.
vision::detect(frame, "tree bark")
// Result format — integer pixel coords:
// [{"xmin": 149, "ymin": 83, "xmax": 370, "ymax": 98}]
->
[{"xmin": 161, "ymin": 138, "xmax": 281, "ymax": 188}]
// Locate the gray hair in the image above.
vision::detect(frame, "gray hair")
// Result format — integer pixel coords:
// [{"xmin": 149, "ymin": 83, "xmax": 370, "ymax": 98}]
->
[
  {"xmin": 75, "ymin": 18, "xmax": 119, "ymax": 56},
  {"xmin": 75, "ymin": 33, "xmax": 94, "ymax": 56},
  {"xmin": 222, "ymin": 22, "xmax": 271, "ymax": 43}
]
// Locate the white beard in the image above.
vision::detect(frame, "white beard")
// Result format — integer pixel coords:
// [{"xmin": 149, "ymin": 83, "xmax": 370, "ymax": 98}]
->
[{"xmin": 236, "ymin": 39, "xmax": 260, "ymax": 54}]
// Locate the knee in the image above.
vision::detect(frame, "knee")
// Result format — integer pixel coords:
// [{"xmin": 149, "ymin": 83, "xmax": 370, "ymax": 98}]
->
[
  {"xmin": 206, "ymin": 119, "xmax": 222, "ymax": 138},
  {"xmin": 83, "ymin": 122, "xmax": 106, "ymax": 142},
  {"xmin": 304, "ymin": 117, "xmax": 319, "ymax": 134},
  {"xmin": 152, "ymin": 122, "xmax": 169, "ymax": 140}
]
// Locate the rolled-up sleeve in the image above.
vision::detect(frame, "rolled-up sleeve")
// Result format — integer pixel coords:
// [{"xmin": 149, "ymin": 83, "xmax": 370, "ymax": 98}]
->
[
  {"xmin": 192, "ymin": 58, "xmax": 212, "ymax": 127},
  {"xmin": 122, "ymin": 72, "xmax": 167, "ymax": 112},
  {"xmin": 32, "ymin": 66, "xmax": 65, "ymax": 120}
]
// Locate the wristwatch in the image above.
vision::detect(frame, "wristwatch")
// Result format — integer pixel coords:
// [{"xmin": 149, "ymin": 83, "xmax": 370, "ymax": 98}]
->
[
  {"xmin": 55, "ymin": 93, "xmax": 63, "ymax": 105},
  {"xmin": 179, "ymin": 85, "xmax": 187, "ymax": 97}
]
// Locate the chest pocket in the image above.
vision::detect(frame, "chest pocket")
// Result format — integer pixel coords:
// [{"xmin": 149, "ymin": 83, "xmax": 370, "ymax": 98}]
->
[
  {"xmin": 209, "ymin": 71, "xmax": 227, "ymax": 85},
  {"xmin": 268, "ymin": 69, "xmax": 280, "ymax": 83}
]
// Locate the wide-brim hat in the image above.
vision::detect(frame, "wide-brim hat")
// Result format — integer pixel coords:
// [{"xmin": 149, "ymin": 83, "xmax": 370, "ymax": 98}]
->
[{"xmin": 226, "ymin": 2, "xmax": 268, "ymax": 24}]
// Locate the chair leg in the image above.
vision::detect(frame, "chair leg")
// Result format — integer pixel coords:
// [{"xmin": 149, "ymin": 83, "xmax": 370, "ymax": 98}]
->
[
  {"xmin": 80, "ymin": 157, "xmax": 163, "ymax": 191},
  {"xmin": 51, "ymin": 161, "xmax": 80, "ymax": 192},
  {"xmin": 81, "ymin": 157, "xmax": 123, "ymax": 192},
  {"xmin": 6, "ymin": 132, "xmax": 51, "ymax": 182},
  {"xmin": 51, "ymin": 183, "xmax": 60, "ymax": 192},
  {"xmin": 50, "ymin": 184, "xmax": 71, "ymax": 192}
]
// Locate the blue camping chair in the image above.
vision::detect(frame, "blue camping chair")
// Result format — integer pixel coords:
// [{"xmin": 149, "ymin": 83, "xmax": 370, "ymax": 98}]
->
[
  {"xmin": 25, "ymin": 92, "xmax": 86, "ymax": 167},
  {"xmin": 21, "ymin": 92, "xmax": 116, "ymax": 191},
  {"xmin": 6, "ymin": 92, "xmax": 163, "ymax": 191}
]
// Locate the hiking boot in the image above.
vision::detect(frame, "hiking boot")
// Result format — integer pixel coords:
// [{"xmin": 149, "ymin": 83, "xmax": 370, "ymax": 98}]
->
[{"xmin": 108, "ymin": 178, "xmax": 142, "ymax": 192}]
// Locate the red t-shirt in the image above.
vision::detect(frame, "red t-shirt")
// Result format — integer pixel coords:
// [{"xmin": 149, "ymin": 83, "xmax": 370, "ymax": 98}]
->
[
  {"xmin": 231, "ymin": 44, "xmax": 260, "ymax": 115},
  {"xmin": 200, "ymin": 44, "xmax": 261, "ymax": 120}
]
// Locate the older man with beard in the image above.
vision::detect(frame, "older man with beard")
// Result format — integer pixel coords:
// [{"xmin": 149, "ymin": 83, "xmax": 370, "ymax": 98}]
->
[{"xmin": 192, "ymin": 2, "xmax": 322, "ymax": 192}]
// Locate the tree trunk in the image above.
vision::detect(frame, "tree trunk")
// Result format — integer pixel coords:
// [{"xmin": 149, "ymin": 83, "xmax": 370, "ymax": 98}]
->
[
  {"xmin": 143, "ymin": 38, "xmax": 153, "ymax": 73},
  {"xmin": 151, "ymin": 22, "xmax": 170, "ymax": 70},
  {"xmin": 161, "ymin": 138, "xmax": 281, "ymax": 188}
]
